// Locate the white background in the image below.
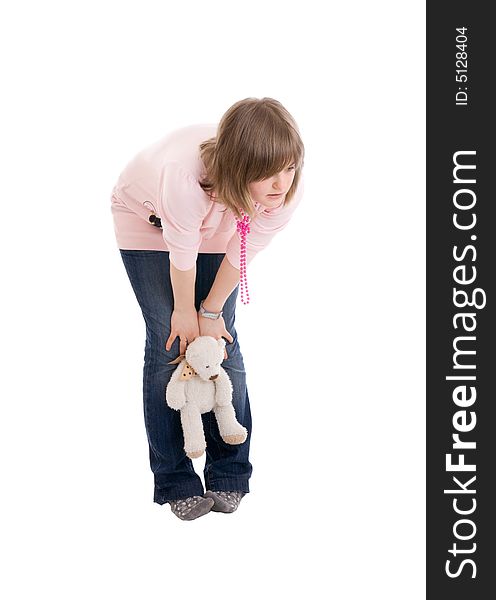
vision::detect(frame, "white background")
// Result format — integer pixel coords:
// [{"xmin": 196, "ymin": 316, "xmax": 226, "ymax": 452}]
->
[{"xmin": 0, "ymin": 1, "xmax": 425, "ymax": 598}]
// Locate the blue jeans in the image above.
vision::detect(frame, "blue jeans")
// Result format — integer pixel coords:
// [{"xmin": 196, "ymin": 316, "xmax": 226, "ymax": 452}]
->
[{"xmin": 118, "ymin": 250, "xmax": 253, "ymax": 504}]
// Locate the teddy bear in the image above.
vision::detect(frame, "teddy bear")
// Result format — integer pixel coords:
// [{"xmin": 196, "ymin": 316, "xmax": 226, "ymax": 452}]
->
[{"xmin": 166, "ymin": 335, "xmax": 248, "ymax": 459}]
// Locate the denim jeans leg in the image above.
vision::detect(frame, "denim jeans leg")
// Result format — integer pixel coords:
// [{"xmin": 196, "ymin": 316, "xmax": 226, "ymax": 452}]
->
[
  {"xmin": 194, "ymin": 254, "xmax": 253, "ymax": 494},
  {"xmin": 118, "ymin": 250, "xmax": 205, "ymax": 504}
]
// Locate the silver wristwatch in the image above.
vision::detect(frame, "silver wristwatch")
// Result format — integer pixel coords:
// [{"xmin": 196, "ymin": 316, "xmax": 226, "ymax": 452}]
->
[{"xmin": 199, "ymin": 299, "xmax": 223, "ymax": 320}]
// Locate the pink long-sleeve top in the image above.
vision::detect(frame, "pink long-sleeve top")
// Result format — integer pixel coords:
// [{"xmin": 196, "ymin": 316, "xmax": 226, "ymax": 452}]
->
[{"xmin": 110, "ymin": 123, "xmax": 304, "ymax": 272}]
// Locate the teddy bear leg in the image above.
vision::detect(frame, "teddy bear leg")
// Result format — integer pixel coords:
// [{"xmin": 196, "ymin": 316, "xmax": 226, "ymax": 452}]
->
[
  {"xmin": 213, "ymin": 405, "xmax": 248, "ymax": 445},
  {"xmin": 180, "ymin": 404, "xmax": 207, "ymax": 459}
]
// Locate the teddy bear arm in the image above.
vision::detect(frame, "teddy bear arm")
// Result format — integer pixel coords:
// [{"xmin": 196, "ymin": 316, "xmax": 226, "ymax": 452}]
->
[
  {"xmin": 166, "ymin": 362, "xmax": 187, "ymax": 410},
  {"xmin": 214, "ymin": 368, "xmax": 234, "ymax": 406}
]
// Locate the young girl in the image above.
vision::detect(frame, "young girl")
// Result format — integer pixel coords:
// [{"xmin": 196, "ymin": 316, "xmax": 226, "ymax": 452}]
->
[{"xmin": 110, "ymin": 97, "xmax": 305, "ymax": 520}]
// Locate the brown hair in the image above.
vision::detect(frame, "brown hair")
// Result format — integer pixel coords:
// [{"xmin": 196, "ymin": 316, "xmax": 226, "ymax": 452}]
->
[{"xmin": 199, "ymin": 97, "xmax": 305, "ymax": 220}]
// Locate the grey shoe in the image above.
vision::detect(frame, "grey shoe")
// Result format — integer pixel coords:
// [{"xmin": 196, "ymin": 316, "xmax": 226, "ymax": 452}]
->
[
  {"xmin": 168, "ymin": 495, "xmax": 215, "ymax": 520},
  {"xmin": 204, "ymin": 490, "xmax": 245, "ymax": 513}
]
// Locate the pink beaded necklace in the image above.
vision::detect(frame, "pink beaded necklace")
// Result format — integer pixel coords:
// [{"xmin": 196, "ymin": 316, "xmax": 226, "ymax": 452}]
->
[{"xmin": 235, "ymin": 210, "xmax": 251, "ymax": 304}]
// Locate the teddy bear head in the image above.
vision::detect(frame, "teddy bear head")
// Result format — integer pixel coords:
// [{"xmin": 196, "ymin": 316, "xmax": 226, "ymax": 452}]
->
[{"xmin": 185, "ymin": 336, "xmax": 226, "ymax": 382}]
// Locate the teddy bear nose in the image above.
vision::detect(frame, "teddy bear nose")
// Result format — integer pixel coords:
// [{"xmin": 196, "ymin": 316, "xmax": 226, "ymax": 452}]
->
[{"xmin": 209, "ymin": 374, "xmax": 219, "ymax": 381}]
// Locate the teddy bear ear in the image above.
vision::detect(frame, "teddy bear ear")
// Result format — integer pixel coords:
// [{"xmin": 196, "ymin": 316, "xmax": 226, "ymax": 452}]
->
[{"xmin": 217, "ymin": 338, "xmax": 226, "ymax": 349}]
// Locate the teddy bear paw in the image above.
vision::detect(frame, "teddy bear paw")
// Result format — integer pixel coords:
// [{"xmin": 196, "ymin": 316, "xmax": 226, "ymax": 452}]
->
[
  {"xmin": 186, "ymin": 448, "xmax": 205, "ymax": 459},
  {"xmin": 222, "ymin": 430, "xmax": 247, "ymax": 445},
  {"xmin": 166, "ymin": 397, "xmax": 185, "ymax": 410}
]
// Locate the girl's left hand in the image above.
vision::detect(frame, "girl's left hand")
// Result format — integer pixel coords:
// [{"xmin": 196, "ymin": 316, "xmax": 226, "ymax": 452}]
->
[{"xmin": 197, "ymin": 313, "xmax": 234, "ymax": 359}]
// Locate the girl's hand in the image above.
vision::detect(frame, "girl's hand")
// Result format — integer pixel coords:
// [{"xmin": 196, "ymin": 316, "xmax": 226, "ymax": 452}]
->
[
  {"xmin": 166, "ymin": 307, "xmax": 200, "ymax": 356},
  {"xmin": 198, "ymin": 313, "xmax": 234, "ymax": 360}
]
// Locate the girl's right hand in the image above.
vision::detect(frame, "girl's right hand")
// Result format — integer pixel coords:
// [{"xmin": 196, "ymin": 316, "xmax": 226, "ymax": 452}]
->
[{"xmin": 165, "ymin": 307, "xmax": 200, "ymax": 356}]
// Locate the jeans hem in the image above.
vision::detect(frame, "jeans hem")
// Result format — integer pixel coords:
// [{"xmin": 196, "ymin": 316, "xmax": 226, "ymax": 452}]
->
[
  {"xmin": 204, "ymin": 478, "xmax": 250, "ymax": 494},
  {"xmin": 153, "ymin": 483, "xmax": 205, "ymax": 504}
]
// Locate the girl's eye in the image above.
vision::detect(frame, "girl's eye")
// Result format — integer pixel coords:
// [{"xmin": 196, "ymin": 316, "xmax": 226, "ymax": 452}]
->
[{"xmin": 287, "ymin": 165, "xmax": 296, "ymax": 171}]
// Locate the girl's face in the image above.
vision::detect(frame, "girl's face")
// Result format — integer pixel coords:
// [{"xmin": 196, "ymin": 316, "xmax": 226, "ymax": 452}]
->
[{"xmin": 248, "ymin": 163, "xmax": 296, "ymax": 209}]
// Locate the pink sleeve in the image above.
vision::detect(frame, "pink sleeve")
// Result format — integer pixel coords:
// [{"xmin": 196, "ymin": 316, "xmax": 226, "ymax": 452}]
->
[
  {"xmin": 225, "ymin": 174, "xmax": 305, "ymax": 269},
  {"xmin": 159, "ymin": 162, "xmax": 211, "ymax": 271}
]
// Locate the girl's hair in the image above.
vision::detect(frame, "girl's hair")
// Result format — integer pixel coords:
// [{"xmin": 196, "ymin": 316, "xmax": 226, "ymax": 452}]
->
[{"xmin": 199, "ymin": 97, "xmax": 305, "ymax": 220}]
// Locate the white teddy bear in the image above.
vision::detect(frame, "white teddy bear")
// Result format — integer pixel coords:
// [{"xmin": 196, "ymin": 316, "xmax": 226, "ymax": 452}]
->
[{"xmin": 166, "ymin": 336, "xmax": 248, "ymax": 459}]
